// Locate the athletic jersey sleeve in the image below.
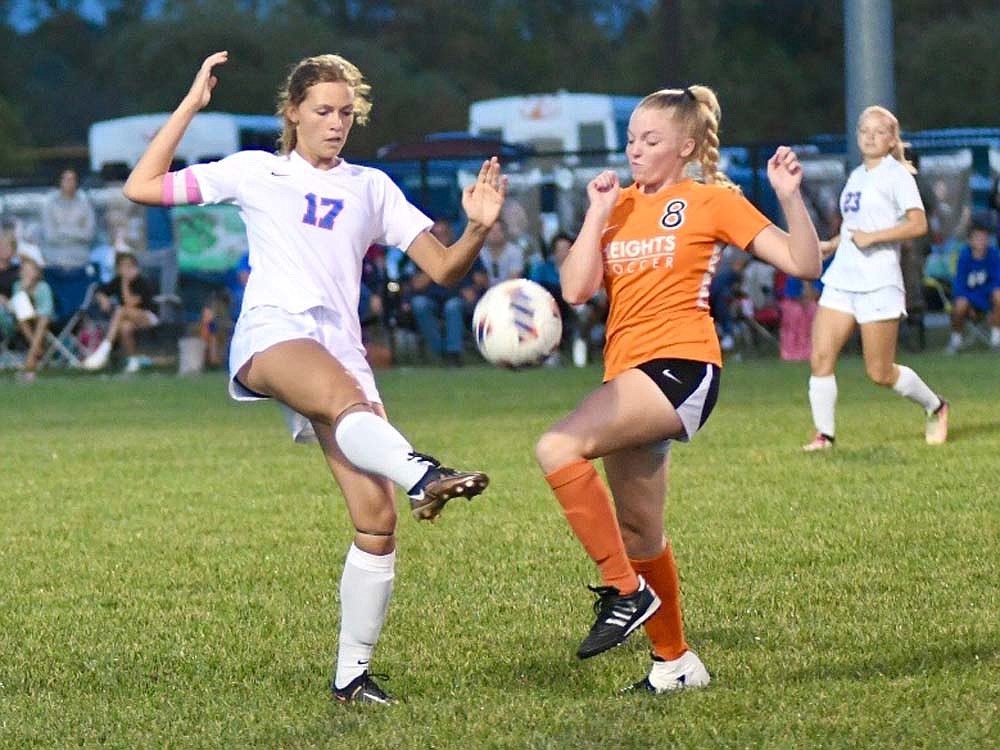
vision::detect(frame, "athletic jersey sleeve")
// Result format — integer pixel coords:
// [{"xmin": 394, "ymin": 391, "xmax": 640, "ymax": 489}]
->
[
  {"xmin": 712, "ymin": 189, "xmax": 773, "ymax": 250},
  {"xmin": 170, "ymin": 151, "xmax": 262, "ymax": 206},
  {"xmin": 891, "ymin": 167, "xmax": 924, "ymax": 214},
  {"xmin": 372, "ymin": 171, "xmax": 433, "ymax": 253}
]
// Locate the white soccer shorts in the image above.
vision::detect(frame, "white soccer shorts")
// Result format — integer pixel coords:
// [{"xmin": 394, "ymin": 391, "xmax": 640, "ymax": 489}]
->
[
  {"xmin": 818, "ymin": 284, "xmax": 906, "ymax": 324},
  {"xmin": 228, "ymin": 304, "xmax": 381, "ymax": 443}
]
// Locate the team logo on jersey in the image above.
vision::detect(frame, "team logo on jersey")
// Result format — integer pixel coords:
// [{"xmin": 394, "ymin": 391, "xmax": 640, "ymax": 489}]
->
[{"xmin": 660, "ymin": 199, "xmax": 687, "ymax": 230}]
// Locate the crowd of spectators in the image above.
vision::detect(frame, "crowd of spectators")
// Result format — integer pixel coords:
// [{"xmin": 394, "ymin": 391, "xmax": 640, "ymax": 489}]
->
[
  {"xmin": 3, "ymin": 164, "xmax": 999, "ymax": 381},
  {"xmin": 357, "ymin": 217, "xmax": 608, "ymax": 368}
]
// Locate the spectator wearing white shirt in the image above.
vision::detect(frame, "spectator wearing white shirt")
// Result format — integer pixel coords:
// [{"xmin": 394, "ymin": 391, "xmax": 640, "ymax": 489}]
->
[{"xmin": 41, "ymin": 168, "xmax": 96, "ymax": 271}]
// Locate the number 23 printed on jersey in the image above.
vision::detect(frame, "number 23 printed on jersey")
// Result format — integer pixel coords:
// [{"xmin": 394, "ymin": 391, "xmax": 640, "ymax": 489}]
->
[{"xmin": 842, "ymin": 191, "xmax": 861, "ymax": 213}]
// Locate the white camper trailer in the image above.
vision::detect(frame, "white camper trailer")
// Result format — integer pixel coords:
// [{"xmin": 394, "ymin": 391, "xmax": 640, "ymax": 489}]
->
[
  {"xmin": 468, "ymin": 92, "xmax": 641, "ymax": 155},
  {"xmin": 88, "ymin": 113, "xmax": 281, "ymax": 174}
]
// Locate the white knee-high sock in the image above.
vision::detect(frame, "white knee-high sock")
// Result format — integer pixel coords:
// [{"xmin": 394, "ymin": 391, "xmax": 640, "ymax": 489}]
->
[
  {"xmin": 892, "ymin": 365, "xmax": 942, "ymax": 413},
  {"xmin": 334, "ymin": 544, "xmax": 395, "ymax": 690},
  {"xmin": 334, "ymin": 411, "xmax": 428, "ymax": 491},
  {"xmin": 808, "ymin": 374, "xmax": 837, "ymax": 437}
]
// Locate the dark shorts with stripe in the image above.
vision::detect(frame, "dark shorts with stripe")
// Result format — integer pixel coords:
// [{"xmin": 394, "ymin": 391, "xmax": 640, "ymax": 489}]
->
[{"xmin": 634, "ymin": 358, "xmax": 721, "ymax": 442}]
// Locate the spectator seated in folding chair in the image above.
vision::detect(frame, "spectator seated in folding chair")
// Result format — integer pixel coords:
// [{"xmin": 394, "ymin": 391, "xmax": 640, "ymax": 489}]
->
[
  {"xmin": 945, "ymin": 216, "xmax": 1000, "ymax": 354},
  {"xmin": 713, "ymin": 250, "xmax": 780, "ymax": 356},
  {"xmin": 7, "ymin": 244, "xmax": 54, "ymax": 383},
  {"xmin": 0, "ymin": 219, "xmax": 22, "ymax": 369},
  {"xmin": 709, "ymin": 248, "xmax": 749, "ymax": 353},
  {"xmin": 83, "ymin": 251, "xmax": 159, "ymax": 373}
]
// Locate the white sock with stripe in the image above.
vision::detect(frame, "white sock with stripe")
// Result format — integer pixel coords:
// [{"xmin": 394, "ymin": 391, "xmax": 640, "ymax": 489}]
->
[
  {"xmin": 334, "ymin": 544, "xmax": 395, "ymax": 690},
  {"xmin": 808, "ymin": 374, "xmax": 837, "ymax": 438}
]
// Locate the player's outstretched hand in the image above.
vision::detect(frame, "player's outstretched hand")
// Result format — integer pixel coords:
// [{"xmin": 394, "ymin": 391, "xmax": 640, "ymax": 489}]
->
[
  {"xmin": 586, "ymin": 170, "xmax": 620, "ymax": 215},
  {"xmin": 767, "ymin": 145, "xmax": 803, "ymax": 199},
  {"xmin": 463, "ymin": 157, "xmax": 508, "ymax": 229},
  {"xmin": 182, "ymin": 51, "xmax": 229, "ymax": 111}
]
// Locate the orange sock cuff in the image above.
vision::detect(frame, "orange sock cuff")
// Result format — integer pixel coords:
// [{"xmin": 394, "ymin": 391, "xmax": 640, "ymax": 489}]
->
[
  {"xmin": 629, "ymin": 545, "xmax": 672, "ymax": 569},
  {"xmin": 545, "ymin": 458, "xmax": 593, "ymax": 490}
]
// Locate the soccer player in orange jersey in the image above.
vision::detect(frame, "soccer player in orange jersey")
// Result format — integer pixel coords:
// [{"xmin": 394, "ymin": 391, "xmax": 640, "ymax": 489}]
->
[{"xmin": 534, "ymin": 86, "xmax": 823, "ymax": 693}]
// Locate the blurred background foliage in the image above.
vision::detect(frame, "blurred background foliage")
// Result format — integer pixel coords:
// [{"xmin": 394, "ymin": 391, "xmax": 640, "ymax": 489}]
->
[{"xmin": 2, "ymin": 0, "xmax": 998, "ymax": 163}]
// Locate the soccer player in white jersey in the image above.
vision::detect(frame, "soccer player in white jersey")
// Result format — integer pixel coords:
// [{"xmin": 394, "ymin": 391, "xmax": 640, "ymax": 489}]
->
[
  {"xmin": 122, "ymin": 51, "xmax": 507, "ymax": 704},
  {"xmin": 804, "ymin": 106, "xmax": 948, "ymax": 451}
]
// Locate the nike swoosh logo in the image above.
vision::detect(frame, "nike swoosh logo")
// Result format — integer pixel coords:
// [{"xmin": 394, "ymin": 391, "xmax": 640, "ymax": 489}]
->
[
  {"xmin": 357, "ymin": 659, "xmax": 370, "ymax": 666},
  {"xmin": 271, "ymin": 171, "xmax": 290, "ymax": 177},
  {"xmin": 662, "ymin": 369, "xmax": 681, "ymax": 384}
]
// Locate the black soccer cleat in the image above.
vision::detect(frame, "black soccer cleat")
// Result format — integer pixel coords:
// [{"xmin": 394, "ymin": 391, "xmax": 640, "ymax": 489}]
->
[
  {"xmin": 332, "ymin": 671, "xmax": 398, "ymax": 705},
  {"xmin": 407, "ymin": 452, "xmax": 489, "ymax": 521},
  {"xmin": 576, "ymin": 575, "xmax": 661, "ymax": 660}
]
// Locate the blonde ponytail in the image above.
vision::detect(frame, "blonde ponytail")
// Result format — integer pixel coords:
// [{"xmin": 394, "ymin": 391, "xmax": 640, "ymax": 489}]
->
[{"xmin": 688, "ymin": 85, "xmax": 740, "ymax": 192}]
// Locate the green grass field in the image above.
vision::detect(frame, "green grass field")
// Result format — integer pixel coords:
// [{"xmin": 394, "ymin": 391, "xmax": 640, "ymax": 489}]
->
[{"xmin": 1, "ymin": 353, "xmax": 998, "ymax": 749}]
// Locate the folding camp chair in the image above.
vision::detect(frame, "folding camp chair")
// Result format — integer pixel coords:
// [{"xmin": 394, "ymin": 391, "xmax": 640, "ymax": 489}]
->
[
  {"xmin": 38, "ymin": 280, "xmax": 101, "ymax": 369},
  {"xmin": 0, "ymin": 311, "xmax": 23, "ymax": 370},
  {"xmin": 729, "ymin": 295, "xmax": 780, "ymax": 356}
]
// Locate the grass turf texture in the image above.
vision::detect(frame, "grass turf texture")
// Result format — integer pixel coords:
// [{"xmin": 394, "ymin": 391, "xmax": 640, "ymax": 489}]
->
[{"xmin": 1, "ymin": 353, "xmax": 997, "ymax": 749}]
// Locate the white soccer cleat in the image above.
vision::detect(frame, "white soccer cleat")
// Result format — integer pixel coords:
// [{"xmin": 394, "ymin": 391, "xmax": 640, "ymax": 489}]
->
[
  {"xmin": 925, "ymin": 400, "xmax": 949, "ymax": 445},
  {"xmin": 802, "ymin": 432, "xmax": 834, "ymax": 452},
  {"xmin": 625, "ymin": 650, "xmax": 711, "ymax": 694}
]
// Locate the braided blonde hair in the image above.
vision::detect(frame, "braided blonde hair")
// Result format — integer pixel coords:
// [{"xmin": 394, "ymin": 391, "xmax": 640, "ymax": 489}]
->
[
  {"xmin": 276, "ymin": 54, "xmax": 372, "ymax": 154},
  {"xmin": 857, "ymin": 105, "xmax": 917, "ymax": 175},
  {"xmin": 636, "ymin": 85, "xmax": 740, "ymax": 193}
]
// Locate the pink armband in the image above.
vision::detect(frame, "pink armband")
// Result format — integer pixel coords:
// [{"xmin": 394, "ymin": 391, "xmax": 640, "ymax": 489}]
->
[{"xmin": 161, "ymin": 168, "xmax": 203, "ymax": 206}]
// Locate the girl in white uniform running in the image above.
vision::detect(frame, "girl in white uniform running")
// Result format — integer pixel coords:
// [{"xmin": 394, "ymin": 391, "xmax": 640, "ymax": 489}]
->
[
  {"xmin": 804, "ymin": 105, "xmax": 948, "ymax": 451},
  {"xmin": 123, "ymin": 51, "xmax": 507, "ymax": 704}
]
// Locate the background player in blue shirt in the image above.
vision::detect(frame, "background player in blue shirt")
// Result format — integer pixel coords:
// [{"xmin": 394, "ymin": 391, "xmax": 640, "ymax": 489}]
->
[{"xmin": 947, "ymin": 216, "xmax": 1000, "ymax": 353}]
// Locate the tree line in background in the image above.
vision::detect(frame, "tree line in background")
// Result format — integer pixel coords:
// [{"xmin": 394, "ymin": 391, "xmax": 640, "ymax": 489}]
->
[{"xmin": 1, "ymin": 0, "xmax": 998, "ymax": 174}]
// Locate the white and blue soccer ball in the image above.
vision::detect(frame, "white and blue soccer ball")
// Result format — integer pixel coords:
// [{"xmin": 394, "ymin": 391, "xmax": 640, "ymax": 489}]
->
[{"xmin": 472, "ymin": 279, "xmax": 563, "ymax": 367}]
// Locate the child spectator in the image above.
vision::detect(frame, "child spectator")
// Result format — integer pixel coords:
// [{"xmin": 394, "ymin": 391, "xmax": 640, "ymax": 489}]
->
[
  {"xmin": 946, "ymin": 216, "xmax": 1000, "ymax": 353},
  {"xmin": 9, "ymin": 244, "xmax": 54, "ymax": 383},
  {"xmin": 83, "ymin": 251, "xmax": 158, "ymax": 373}
]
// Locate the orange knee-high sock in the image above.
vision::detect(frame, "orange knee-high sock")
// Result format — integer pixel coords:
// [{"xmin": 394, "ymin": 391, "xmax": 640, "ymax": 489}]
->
[
  {"xmin": 545, "ymin": 459, "xmax": 638, "ymax": 594},
  {"xmin": 630, "ymin": 542, "xmax": 688, "ymax": 661}
]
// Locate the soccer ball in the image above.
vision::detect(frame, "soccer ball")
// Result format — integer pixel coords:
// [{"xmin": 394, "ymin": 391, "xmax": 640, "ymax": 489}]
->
[{"xmin": 472, "ymin": 279, "xmax": 563, "ymax": 367}]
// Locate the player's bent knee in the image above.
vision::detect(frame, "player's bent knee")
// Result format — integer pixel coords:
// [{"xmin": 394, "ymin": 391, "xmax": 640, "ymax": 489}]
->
[
  {"xmin": 332, "ymin": 400, "xmax": 375, "ymax": 427},
  {"xmin": 810, "ymin": 351, "xmax": 835, "ymax": 374},
  {"xmin": 535, "ymin": 431, "xmax": 583, "ymax": 473},
  {"xmin": 867, "ymin": 368, "xmax": 895, "ymax": 387},
  {"xmin": 354, "ymin": 505, "xmax": 397, "ymax": 536}
]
